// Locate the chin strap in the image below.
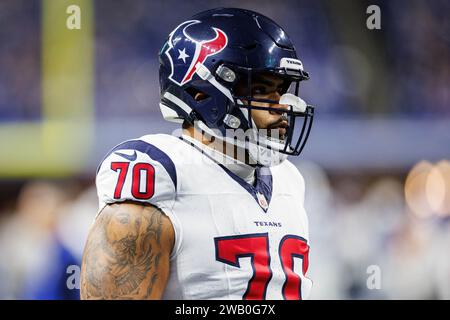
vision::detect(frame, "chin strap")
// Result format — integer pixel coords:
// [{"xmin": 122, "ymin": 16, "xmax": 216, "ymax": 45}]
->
[{"xmin": 195, "ymin": 120, "xmax": 287, "ymax": 167}]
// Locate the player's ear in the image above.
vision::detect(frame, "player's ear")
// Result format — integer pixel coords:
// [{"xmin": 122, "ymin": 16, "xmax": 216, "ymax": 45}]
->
[
  {"xmin": 185, "ymin": 87, "xmax": 209, "ymax": 101},
  {"xmin": 194, "ymin": 92, "xmax": 208, "ymax": 101}
]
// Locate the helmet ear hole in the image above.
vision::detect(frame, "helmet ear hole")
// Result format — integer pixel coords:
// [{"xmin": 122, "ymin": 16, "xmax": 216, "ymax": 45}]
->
[
  {"xmin": 195, "ymin": 92, "xmax": 208, "ymax": 101},
  {"xmin": 185, "ymin": 87, "xmax": 209, "ymax": 101}
]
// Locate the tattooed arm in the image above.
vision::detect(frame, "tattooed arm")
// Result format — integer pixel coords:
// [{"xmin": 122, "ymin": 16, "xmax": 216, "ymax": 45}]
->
[{"xmin": 80, "ymin": 201, "xmax": 175, "ymax": 299}]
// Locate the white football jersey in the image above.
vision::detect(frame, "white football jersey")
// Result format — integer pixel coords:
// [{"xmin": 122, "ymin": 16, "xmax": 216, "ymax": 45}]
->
[{"xmin": 96, "ymin": 133, "xmax": 312, "ymax": 300}]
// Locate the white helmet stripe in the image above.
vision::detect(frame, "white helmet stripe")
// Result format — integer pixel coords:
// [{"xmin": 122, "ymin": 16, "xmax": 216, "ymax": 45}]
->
[{"xmin": 163, "ymin": 91, "xmax": 193, "ymax": 114}]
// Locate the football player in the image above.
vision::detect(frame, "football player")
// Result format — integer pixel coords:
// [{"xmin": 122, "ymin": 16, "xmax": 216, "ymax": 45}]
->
[{"xmin": 81, "ymin": 7, "xmax": 314, "ymax": 300}]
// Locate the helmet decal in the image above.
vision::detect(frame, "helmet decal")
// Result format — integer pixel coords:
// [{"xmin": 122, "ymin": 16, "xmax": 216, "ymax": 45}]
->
[{"xmin": 165, "ymin": 20, "xmax": 228, "ymax": 86}]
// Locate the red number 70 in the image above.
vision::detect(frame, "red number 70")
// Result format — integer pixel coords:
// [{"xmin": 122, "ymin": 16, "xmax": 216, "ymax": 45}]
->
[
  {"xmin": 111, "ymin": 161, "xmax": 155, "ymax": 200},
  {"xmin": 215, "ymin": 232, "xmax": 309, "ymax": 300}
]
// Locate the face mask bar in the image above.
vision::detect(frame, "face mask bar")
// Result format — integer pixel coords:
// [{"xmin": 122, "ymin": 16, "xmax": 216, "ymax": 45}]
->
[
  {"xmin": 216, "ymin": 64, "xmax": 314, "ymax": 157},
  {"xmin": 236, "ymin": 103, "xmax": 314, "ymax": 156}
]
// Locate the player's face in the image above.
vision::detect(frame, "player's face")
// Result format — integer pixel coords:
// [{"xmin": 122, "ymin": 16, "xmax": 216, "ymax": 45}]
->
[{"xmin": 236, "ymin": 74, "xmax": 290, "ymax": 140}]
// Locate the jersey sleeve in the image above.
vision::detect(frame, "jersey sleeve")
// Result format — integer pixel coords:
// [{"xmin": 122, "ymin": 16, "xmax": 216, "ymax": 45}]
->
[{"xmin": 96, "ymin": 139, "xmax": 177, "ymax": 212}]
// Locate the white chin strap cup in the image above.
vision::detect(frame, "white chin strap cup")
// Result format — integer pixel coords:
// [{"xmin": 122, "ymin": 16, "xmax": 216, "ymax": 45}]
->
[{"xmin": 279, "ymin": 93, "xmax": 307, "ymax": 113}]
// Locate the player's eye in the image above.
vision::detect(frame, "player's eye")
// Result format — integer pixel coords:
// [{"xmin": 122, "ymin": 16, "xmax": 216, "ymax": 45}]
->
[
  {"xmin": 277, "ymin": 87, "xmax": 286, "ymax": 95},
  {"xmin": 252, "ymin": 86, "xmax": 267, "ymax": 95}
]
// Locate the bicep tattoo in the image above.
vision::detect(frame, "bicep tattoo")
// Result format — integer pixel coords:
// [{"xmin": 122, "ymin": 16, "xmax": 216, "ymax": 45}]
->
[{"xmin": 81, "ymin": 203, "xmax": 172, "ymax": 299}]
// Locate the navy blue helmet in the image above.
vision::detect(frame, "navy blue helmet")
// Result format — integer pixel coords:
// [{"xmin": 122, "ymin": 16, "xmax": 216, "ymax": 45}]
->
[{"xmin": 159, "ymin": 7, "xmax": 314, "ymax": 166}]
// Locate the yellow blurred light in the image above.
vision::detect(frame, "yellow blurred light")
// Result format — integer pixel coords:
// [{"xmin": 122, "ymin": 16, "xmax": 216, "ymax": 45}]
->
[
  {"xmin": 404, "ymin": 161, "xmax": 434, "ymax": 219},
  {"xmin": 426, "ymin": 166, "xmax": 446, "ymax": 215},
  {"xmin": 405, "ymin": 160, "xmax": 450, "ymax": 218}
]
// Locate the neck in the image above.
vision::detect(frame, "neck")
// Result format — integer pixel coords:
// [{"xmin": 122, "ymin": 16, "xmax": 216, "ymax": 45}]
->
[
  {"xmin": 182, "ymin": 125, "xmax": 252, "ymax": 165},
  {"xmin": 182, "ymin": 126, "xmax": 256, "ymax": 185}
]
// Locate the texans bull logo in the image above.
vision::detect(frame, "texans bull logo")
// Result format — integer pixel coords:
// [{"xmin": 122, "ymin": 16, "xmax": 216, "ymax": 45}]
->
[{"xmin": 165, "ymin": 20, "xmax": 228, "ymax": 86}]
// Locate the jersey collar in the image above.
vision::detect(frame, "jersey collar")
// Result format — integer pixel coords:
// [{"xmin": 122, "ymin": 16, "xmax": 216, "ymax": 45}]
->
[{"xmin": 180, "ymin": 135, "xmax": 273, "ymax": 212}]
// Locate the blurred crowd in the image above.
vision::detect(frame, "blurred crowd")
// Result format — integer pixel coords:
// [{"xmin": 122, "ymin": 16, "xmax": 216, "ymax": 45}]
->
[
  {"xmin": 298, "ymin": 161, "xmax": 450, "ymax": 299},
  {"xmin": 0, "ymin": 161, "xmax": 448, "ymax": 300},
  {"xmin": 0, "ymin": 181, "xmax": 96, "ymax": 299}
]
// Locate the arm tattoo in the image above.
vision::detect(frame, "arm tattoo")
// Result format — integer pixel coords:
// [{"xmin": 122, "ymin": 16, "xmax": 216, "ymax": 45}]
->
[{"xmin": 80, "ymin": 203, "xmax": 172, "ymax": 299}]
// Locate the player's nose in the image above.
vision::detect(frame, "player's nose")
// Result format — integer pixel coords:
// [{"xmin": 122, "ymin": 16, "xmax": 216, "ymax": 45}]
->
[{"xmin": 269, "ymin": 92, "xmax": 288, "ymax": 115}]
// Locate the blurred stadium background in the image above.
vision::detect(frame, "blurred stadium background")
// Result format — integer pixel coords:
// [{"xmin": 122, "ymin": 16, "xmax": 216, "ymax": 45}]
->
[{"xmin": 0, "ymin": 0, "xmax": 448, "ymax": 299}]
